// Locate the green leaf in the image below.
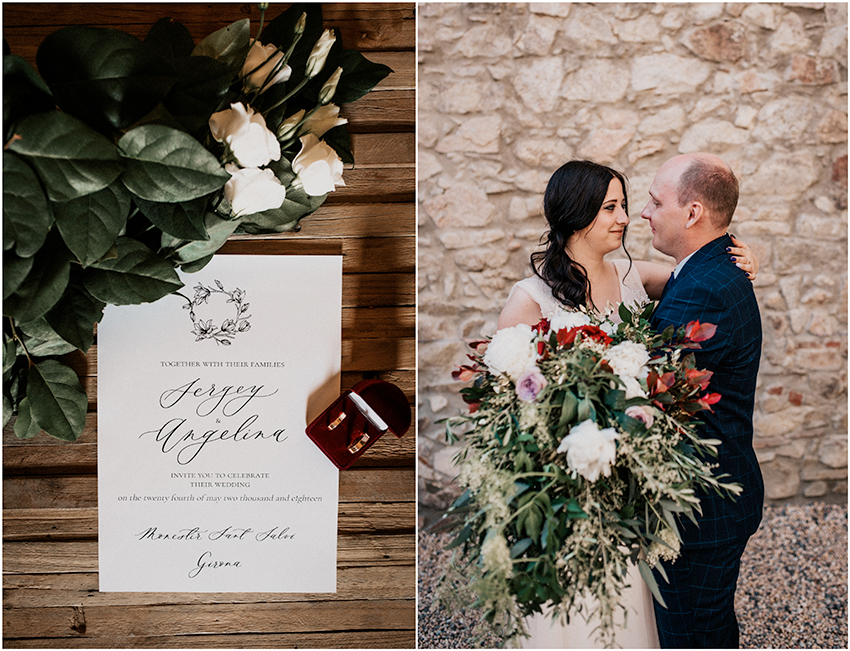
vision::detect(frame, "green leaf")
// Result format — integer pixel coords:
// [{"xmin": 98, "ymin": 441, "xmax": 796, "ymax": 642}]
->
[
  {"xmin": 13, "ymin": 396, "xmax": 41, "ymax": 439},
  {"xmin": 511, "ymin": 538, "xmax": 534, "ymax": 559},
  {"xmin": 334, "ymin": 49, "xmax": 392, "ymax": 105},
  {"xmin": 3, "ymin": 236, "xmax": 70, "ymax": 323},
  {"xmin": 3, "ymin": 333, "xmax": 18, "ymax": 375},
  {"xmin": 134, "ymin": 194, "xmax": 209, "ymax": 241},
  {"xmin": 172, "ymin": 213, "xmax": 242, "ymax": 264},
  {"xmin": 2, "ymin": 394, "xmax": 12, "ymax": 428},
  {"xmin": 3, "ymin": 54, "xmax": 55, "ymax": 142},
  {"xmin": 37, "ymin": 25, "xmax": 178, "ymax": 132},
  {"xmin": 53, "ymin": 181, "xmax": 131, "ymax": 267},
  {"xmin": 638, "ymin": 559, "xmax": 667, "ymax": 609},
  {"xmin": 26, "ymin": 360, "xmax": 87, "ymax": 441},
  {"xmin": 604, "ymin": 388, "xmax": 625, "ymax": 411},
  {"xmin": 118, "ymin": 124, "xmax": 229, "ymax": 202},
  {"xmin": 44, "ymin": 280, "xmax": 105, "ymax": 352},
  {"xmin": 7, "ymin": 111, "xmax": 122, "ymax": 202},
  {"xmin": 144, "ymin": 17, "xmax": 195, "ymax": 60},
  {"xmin": 84, "ymin": 237, "xmax": 183, "ymax": 305},
  {"xmin": 3, "ymin": 251, "xmax": 34, "ymax": 300},
  {"xmin": 558, "ymin": 389, "xmax": 578, "ymax": 427},
  {"xmin": 191, "ymin": 18, "xmax": 251, "ymax": 68},
  {"xmin": 3, "ymin": 151, "xmax": 53, "ymax": 256},
  {"xmin": 179, "ymin": 253, "xmax": 215, "ymax": 274}
]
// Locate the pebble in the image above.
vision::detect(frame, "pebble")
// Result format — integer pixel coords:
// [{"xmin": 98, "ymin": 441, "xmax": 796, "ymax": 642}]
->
[{"xmin": 418, "ymin": 504, "xmax": 847, "ymax": 649}]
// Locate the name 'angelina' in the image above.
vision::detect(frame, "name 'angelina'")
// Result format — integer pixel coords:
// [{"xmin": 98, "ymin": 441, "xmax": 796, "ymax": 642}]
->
[{"xmin": 140, "ymin": 414, "xmax": 287, "ymax": 465}]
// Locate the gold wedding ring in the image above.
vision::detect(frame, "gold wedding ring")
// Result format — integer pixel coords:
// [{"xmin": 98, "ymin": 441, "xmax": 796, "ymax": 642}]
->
[
  {"xmin": 328, "ymin": 412, "xmax": 346, "ymax": 430},
  {"xmin": 348, "ymin": 432, "xmax": 370, "ymax": 454}
]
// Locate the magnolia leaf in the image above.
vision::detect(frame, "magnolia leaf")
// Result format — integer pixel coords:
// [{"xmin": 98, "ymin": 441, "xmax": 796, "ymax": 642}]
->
[
  {"xmin": 3, "ymin": 54, "xmax": 55, "ymax": 143},
  {"xmin": 511, "ymin": 538, "xmax": 534, "ymax": 559},
  {"xmin": 37, "ymin": 25, "xmax": 178, "ymax": 132},
  {"xmin": 84, "ymin": 237, "xmax": 183, "ymax": 305},
  {"xmin": 165, "ymin": 55, "xmax": 233, "ymax": 135},
  {"xmin": 135, "ymin": 194, "xmax": 209, "ymax": 241},
  {"xmin": 3, "ymin": 152, "xmax": 53, "ymax": 257},
  {"xmin": 7, "ymin": 112, "xmax": 123, "ymax": 202},
  {"xmin": 333, "ymin": 49, "xmax": 393, "ymax": 105},
  {"xmin": 3, "ymin": 251, "xmax": 34, "ymax": 300},
  {"xmin": 16, "ymin": 316, "xmax": 77, "ymax": 356},
  {"xmin": 2, "ymin": 394, "xmax": 11, "ymax": 428},
  {"xmin": 558, "ymin": 389, "xmax": 578, "ymax": 427},
  {"xmin": 144, "ymin": 17, "xmax": 195, "ymax": 60},
  {"xmin": 53, "ymin": 181, "xmax": 131, "ymax": 267},
  {"xmin": 238, "ymin": 183, "xmax": 326, "ymax": 234},
  {"xmin": 26, "ymin": 360, "xmax": 87, "ymax": 441},
  {"xmin": 3, "ymin": 237, "xmax": 71, "ymax": 323},
  {"xmin": 118, "ymin": 124, "xmax": 229, "ymax": 202},
  {"xmin": 180, "ymin": 254, "xmax": 215, "ymax": 274},
  {"xmin": 45, "ymin": 281, "xmax": 106, "ymax": 352},
  {"xmin": 172, "ymin": 213, "xmax": 242, "ymax": 264},
  {"xmin": 13, "ymin": 396, "xmax": 42, "ymax": 439},
  {"xmin": 322, "ymin": 124, "xmax": 353, "ymax": 166},
  {"xmin": 262, "ymin": 4, "xmax": 324, "ymax": 85},
  {"xmin": 191, "ymin": 18, "xmax": 250, "ymax": 69},
  {"xmin": 3, "ymin": 333, "xmax": 18, "ymax": 375}
]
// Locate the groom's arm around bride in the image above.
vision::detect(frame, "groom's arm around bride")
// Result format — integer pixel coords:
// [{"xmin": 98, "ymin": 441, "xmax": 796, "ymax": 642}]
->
[{"xmin": 642, "ymin": 153, "xmax": 764, "ymax": 649}]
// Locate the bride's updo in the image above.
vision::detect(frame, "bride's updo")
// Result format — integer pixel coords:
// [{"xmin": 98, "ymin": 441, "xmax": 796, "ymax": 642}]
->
[{"xmin": 532, "ymin": 160, "xmax": 630, "ymax": 309}]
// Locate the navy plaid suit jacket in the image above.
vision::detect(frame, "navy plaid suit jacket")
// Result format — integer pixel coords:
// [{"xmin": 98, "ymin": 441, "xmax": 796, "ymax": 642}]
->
[{"xmin": 651, "ymin": 234, "xmax": 764, "ymax": 548}]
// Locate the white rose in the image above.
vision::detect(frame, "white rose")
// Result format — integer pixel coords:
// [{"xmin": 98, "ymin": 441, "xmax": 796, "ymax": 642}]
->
[
  {"xmin": 549, "ymin": 309, "xmax": 592, "ymax": 332},
  {"xmin": 625, "ymin": 405, "xmax": 655, "ymax": 428},
  {"xmin": 209, "ymin": 103, "xmax": 281, "ymax": 168},
  {"xmin": 224, "ymin": 164, "xmax": 287, "ymax": 216},
  {"xmin": 556, "ymin": 419, "xmax": 619, "ymax": 482},
  {"xmin": 604, "ymin": 340, "xmax": 650, "ymax": 379},
  {"xmin": 241, "ymin": 41, "xmax": 292, "ymax": 92},
  {"xmin": 305, "ymin": 29, "xmax": 336, "ymax": 78},
  {"xmin": 302, "ymin": 104, "xmax": 348, "ymax": 138},
  {"xmin": 292, "ymin": 133, "xmax": 345, "ymax": 196},
  {"xmin": 482, "ymin": 324, "xmax": 537, "ymax": 381}
]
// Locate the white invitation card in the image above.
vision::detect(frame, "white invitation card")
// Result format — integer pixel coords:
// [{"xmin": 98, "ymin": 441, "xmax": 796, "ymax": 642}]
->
[{"xmin": 97, "ymin": 255, "xmax": 342, "ymax": 592}]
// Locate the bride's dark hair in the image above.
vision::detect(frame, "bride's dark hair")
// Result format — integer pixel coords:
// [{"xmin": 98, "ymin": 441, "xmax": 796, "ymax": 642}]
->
[{"xmin": 532, "ymin": 160, "xmax": 631, "ymax": 309}]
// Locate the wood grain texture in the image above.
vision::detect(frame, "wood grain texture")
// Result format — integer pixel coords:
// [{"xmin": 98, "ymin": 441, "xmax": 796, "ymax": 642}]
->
[{"xmin": 2, "ymin": 3, "xmax": 416, "ymax": 648}]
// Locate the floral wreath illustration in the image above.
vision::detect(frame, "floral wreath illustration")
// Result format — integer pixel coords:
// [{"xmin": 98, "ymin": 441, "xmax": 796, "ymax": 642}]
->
[{"xmin": 178, "ymin": 281, "xmax": 252, "ymax": 345}]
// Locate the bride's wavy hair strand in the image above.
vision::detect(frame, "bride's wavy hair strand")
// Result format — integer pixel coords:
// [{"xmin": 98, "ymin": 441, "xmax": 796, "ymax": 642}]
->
[{"xmin": 532, "ymin": 160, "xmax": 632, "ymax": 309}]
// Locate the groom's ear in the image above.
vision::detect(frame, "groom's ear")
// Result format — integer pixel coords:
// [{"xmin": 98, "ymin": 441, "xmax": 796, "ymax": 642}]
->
[{"xmin": 684, "ymin": 201, "xmax": 706, "ymax": 229}]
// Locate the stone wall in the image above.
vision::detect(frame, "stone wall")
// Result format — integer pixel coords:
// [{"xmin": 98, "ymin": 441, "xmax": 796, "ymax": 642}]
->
[{"xmin": 417, "ymin": 2, "xmax": 848, "ymax": 509}]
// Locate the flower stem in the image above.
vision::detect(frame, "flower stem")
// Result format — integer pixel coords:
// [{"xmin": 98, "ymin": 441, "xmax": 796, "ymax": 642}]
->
[{"xmin": 7, "ymin": 318, "xmax": 32, "ymax": 367}]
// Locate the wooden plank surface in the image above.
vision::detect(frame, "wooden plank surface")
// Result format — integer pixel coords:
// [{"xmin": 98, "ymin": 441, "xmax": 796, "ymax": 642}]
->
[{"xmin": 2, "ymin": 3, "xmax": 415, "ymax": 648}]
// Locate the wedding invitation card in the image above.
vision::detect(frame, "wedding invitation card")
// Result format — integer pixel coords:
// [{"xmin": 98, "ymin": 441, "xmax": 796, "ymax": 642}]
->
[{"xmin": 97, "ymin": 255, "xmax": 342, "ymax": 592}]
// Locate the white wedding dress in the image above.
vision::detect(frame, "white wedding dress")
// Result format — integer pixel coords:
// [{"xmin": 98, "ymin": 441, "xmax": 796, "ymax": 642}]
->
[{"xmin": 509, "ymin": 258, "xmax": 660, "ymax": 649}]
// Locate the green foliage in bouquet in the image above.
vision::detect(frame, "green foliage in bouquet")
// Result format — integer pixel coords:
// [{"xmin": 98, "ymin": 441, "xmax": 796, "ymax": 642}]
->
[
  {"xmin": 439, "ymin": 303, "xmax": 742, "ymax": 647},
  {"xmin": 3, "ymin": 3, "xmax": 392, "ymax": 441}
]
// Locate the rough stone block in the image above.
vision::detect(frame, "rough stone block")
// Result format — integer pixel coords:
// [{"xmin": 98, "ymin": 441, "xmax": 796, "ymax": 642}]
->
[{"xmin": 762, "ymin": 457, "xmax": 801, "ymax": 499}]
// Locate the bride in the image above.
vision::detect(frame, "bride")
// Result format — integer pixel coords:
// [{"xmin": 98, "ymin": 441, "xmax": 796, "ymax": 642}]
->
[{"xmin": 496, "ymin": 160, "xmax": 758, "ymax": 648}]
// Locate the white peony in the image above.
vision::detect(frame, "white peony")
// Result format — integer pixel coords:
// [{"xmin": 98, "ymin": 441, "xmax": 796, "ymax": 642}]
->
[
  {"xmin": 292, "ymin": 134, "xmax": 345, "ymax": 196},
  {"xmin": 620, "ymin": 376, "xmax": 647, "ymax": 400},
  {"xmin": 209, "ymin": 102, "xmax": 281, "ymax": 168},
  {"xmin": 224, "ymin": 164, "xmax": 287, "ymax": 216},
  {"xmin": 549, "ymin": 309, "xmax": 592, "ymax": 332},
  {"xmin": 483, "ymin": 324, "xmax": 537, "ymax": 381},
  {"xmin": 604, "ymin": 340, "xmax": 650, "ymax": 379},
  {"xmin": 557, "ymin": 419, "xmax": 619, "ymax": 482}
]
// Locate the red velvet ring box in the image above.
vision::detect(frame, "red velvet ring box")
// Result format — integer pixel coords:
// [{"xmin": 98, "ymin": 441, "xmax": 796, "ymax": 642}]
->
[{"xmin": 306, "ymin": 379, "xmax": 411, "ymax": 470}]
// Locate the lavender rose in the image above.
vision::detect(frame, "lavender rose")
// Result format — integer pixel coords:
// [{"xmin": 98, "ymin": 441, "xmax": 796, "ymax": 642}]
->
[{"xmin": 516, "ymin": 366, "xmax": 548, "ymax": 402}]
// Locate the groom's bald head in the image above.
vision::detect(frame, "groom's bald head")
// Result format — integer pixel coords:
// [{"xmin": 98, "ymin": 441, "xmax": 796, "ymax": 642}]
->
[{"xmin": 668, "ymin": 153, "xmax": 739, "ymax": 229}]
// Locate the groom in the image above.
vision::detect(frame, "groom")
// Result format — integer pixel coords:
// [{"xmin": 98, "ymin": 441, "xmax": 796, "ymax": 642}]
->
[{"xmin": 641, "ymin": 153, "xmax": 763, "ymax": 648}]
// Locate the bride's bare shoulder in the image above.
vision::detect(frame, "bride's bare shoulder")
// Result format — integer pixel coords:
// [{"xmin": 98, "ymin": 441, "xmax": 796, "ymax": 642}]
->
[{"xmin": 498, "ymin": 285, "xmax": 543, "ymax": 330}]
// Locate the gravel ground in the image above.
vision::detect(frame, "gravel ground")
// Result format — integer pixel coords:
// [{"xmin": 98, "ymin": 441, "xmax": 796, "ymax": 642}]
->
[{"xmin": 418, "ymin": 503, "xmax": 847, "ymax": 649}]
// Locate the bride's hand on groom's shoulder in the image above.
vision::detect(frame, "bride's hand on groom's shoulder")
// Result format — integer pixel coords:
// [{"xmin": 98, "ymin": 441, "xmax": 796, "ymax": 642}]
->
[{"xmin": 728, "ymin": 234, "xmax": 759, "ymax": 281}]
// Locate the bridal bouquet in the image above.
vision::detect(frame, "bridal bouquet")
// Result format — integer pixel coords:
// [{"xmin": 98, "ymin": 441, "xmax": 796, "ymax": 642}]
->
[
  {"xmin": 3, "ymin": 4, "xmax": 390, "ymax": 441},
  {"xmin": 441, "ymin": 303, "xmax": 742, "ymax": 647}
]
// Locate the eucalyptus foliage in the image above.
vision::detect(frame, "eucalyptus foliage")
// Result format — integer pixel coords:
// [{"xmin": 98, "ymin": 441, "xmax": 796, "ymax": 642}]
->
[
  {"xmin": 3, "ymin": 4, "xmax": 391, "ymax": 441},
  {"xmin": 440, "ymin": 303, "xmax": 743, "ymax": 647}
]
